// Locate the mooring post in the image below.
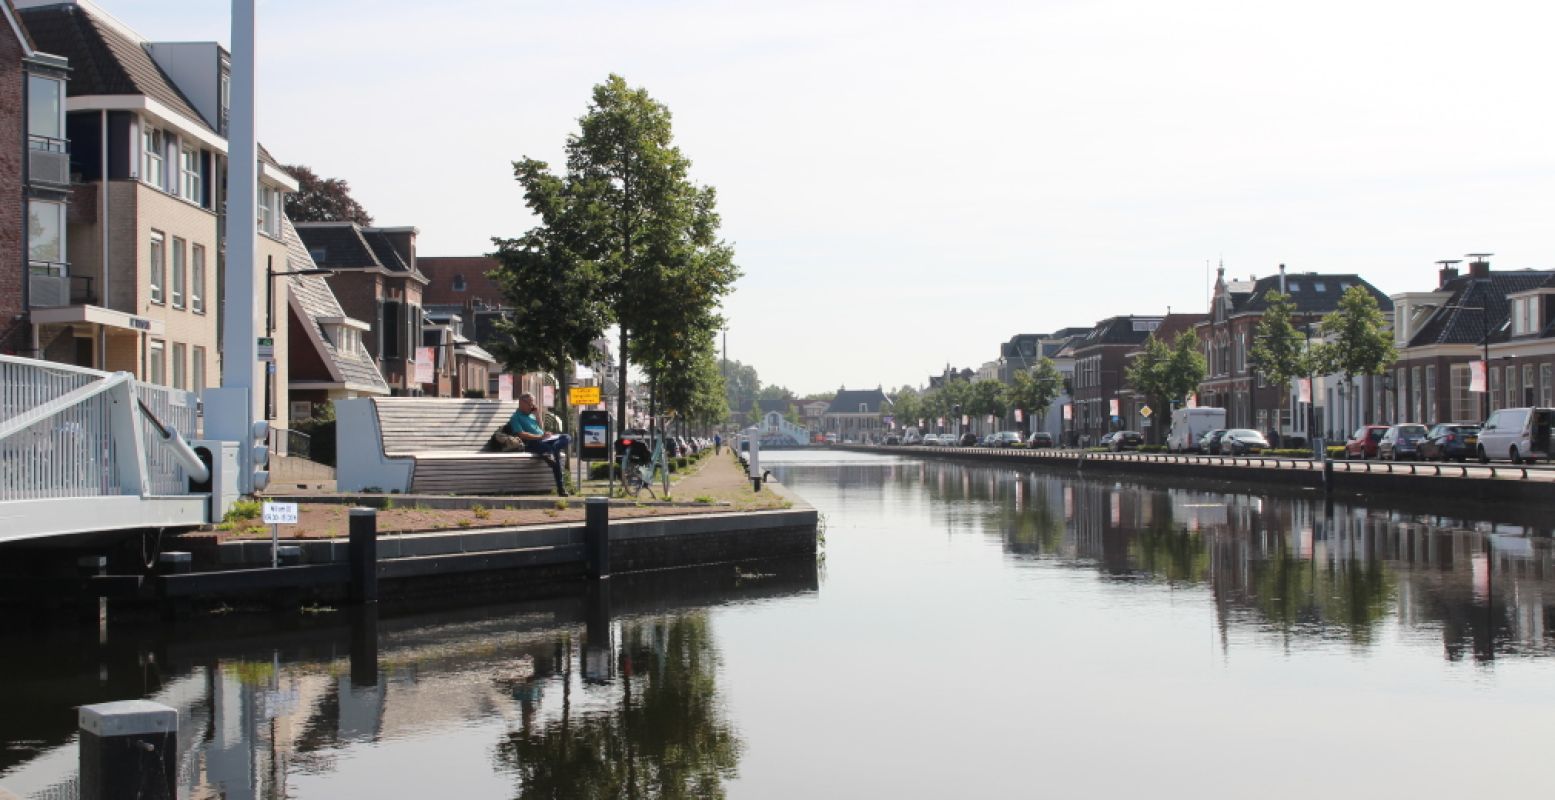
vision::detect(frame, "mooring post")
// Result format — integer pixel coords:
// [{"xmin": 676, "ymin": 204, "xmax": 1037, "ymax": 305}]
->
[
  {"xmin": 78, "ymin": 555, "xmax": 107, "ymax": 626},
  {"xmin": 79, "ymin": 700, "xmax": 178, "ymax": 800},
  {"xmin": 582, "ymin": 578, "xmax": 614, "ymax": 683},
  {"xmin": 349, "ymin": 605, "xmax": 379, "ymax": 688},
  {"xmin": 585, "ymin": 497, "xmax": 610, "ymax": 579},
  {"xmin": 349, "ymin": 507, "xmax": 378, "ymax": 605}
]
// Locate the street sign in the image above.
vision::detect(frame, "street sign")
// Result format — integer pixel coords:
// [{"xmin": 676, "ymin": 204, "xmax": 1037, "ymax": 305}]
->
[
  {"xmin": 1139, "ymin": 405, "xmax": 1153, "ymax": 418},
  {"xmin": 262, "ymin": 502, "xmax": 298, "ymax": 524},
  {"xmin": 569, "ymin": 386, "xmax": 601, "ymax": 405},
  {"xmin": 256, "ymin": 337, "xmax": 275, "ymax": 362}
]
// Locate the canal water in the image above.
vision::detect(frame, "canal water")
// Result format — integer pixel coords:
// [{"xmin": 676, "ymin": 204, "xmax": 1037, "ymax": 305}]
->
[{"xmin": 4, "ymin": 450, "xmax": 1554, "ymax": 798}]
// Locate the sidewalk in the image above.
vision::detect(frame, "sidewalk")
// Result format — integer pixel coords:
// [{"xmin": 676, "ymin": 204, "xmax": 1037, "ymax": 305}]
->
[{"xmin": 210, "ymin": 450, "xmax": 791, "ymax": 541}]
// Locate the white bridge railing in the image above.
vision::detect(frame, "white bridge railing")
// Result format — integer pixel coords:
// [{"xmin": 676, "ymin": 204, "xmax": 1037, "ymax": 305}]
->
[{"xmin": 0, "ymin": 354, "xmax": 203, "ymax": 508}]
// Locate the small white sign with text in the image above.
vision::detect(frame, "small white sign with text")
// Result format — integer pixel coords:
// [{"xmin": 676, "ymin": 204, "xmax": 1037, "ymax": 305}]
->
[{"xmin": 262, "ymin": 502, "xmax": 298, "ymax": 525}]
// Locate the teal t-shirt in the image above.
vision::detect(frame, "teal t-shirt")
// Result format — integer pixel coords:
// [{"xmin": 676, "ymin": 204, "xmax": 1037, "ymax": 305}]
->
[{"xmin": 507, "ymin": 409, "xmax": 543, "ymax": 436}]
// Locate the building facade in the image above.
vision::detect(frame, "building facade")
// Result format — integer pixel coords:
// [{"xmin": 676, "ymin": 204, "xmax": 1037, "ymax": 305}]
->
[{"xmin": 1070, "ymin": 315, "xmax": 1162, "ymax": 444}]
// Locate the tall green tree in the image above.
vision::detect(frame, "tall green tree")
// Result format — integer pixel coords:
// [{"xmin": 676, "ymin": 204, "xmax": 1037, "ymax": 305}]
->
[
  {"xmin": 722, "ymin": 361, "xmax": 759, "ymax": 418},
  {"xmin": 1127, "ymin": 332, "xmax": 1208, "ymax": 443},
  {"xmin": 1315, "ymin": 285, "xmax": 1396, "ymax": 384},
  {"xmin": 966, "ymin": 380, "xmax": 1009, "ymax": 426},
  {"xmin": 489, "ymin": 157, "xmax": 613, "ymax": 430},
  {"xmin": 1249, "ymin": 290, "xmax": 1311, "ymax": 432},
  {"xmin": 1007, "ymin": 358, "xmax": 1063, "ymax": 434},
  {"xmin": 891, "ymin": 385, "xmax": 922, "ymax": 430},
  {"xmin": 561, "ymin": 75, "xmax": 740, "ymax": 430}
]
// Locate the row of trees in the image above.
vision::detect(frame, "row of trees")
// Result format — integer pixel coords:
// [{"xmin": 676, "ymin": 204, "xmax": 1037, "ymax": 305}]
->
[
  {"xmin": 489, "ymin": 75, "xmax": 740, "ymax": 432},
  {"xmin": 891, "ymin": 359, "xmax": 1066, "ymax": 432}
]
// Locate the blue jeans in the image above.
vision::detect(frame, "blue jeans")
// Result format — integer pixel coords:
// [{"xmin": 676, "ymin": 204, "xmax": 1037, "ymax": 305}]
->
[{"xmin": 525, "ymin": 434, "xmax": 571, "ymax": 493}]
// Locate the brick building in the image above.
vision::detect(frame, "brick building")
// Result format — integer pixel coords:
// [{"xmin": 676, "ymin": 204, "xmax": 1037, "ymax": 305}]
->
[
  {"xmin": 1070, "ymin": 315, "xmax": 1162, "ymax": 444},
  {"xmin": 1116, "ymin": 312, "xmax": 1207, "ymax": 443},
  {"xmin": 282, "ymin": 217, "xmax": 387, "ymax": 416}
]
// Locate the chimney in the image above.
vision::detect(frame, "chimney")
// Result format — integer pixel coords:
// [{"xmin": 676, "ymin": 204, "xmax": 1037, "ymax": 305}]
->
[
  {"xmin": 1467, "ymin": 253, "xmax": 1492, "ymax": 279},
  {"xmin": 1436, "ymin": 259, "xmax": 1460, "ymax": 288},
  {"xmin": 1279, "ymin": 263, "xmax": 1287, "ymax": 294}
]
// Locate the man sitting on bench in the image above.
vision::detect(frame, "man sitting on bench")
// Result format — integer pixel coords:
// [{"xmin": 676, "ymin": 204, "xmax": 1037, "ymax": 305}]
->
[{"xmin": 507, "ymin": 392, "xmax": 571, "ymax": 496}]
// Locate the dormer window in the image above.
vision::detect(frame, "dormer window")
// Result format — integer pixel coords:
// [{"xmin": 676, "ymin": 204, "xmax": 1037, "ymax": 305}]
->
[
  {"xmin": 1288, "ymin": 281, "xmax": 1301, "ymax": 292},
  {"xmin": 1314, "ymin": 282, "xmax": 1327, "ymax": 292},
  {"xmin": 452, "ymin": 274, "xmax": 467, "ymax": 292},
  {"xmin": 1512, "ymin": 296, "xmax": 1539, "ymax": 336},
  {"xmin": 309, "ymin": 246, "xmax": 327, "ymax": 262}
]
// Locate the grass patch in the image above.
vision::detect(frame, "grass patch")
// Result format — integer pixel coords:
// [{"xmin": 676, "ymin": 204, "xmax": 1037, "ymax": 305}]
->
[{"xmin": 472, "ymin": 503, "xmax": 490, "ymax": 520}]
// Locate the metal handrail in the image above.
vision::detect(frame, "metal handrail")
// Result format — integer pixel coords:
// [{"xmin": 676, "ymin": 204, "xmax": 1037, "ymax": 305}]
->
[{"xmin": 27, "ymin": 133, "xmax": 68, "ymax": 154}]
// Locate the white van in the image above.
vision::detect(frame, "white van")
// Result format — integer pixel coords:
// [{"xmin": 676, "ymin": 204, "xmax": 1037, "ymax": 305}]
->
[
  {"xmin": 1168, "ymin": 407, "xmax": 1227, "ymax": 452},
  {"xmin": 1476, "ymin": 407, "xmax": 1554, "ymax": 463}
]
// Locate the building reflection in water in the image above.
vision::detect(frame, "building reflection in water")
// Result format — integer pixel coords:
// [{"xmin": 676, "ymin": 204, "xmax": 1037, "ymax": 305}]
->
[
  {"xmin": 892, "ymin": 459, "xmax": 1554, "ymax": 663},
  {"xmin": 0, "ymin": 558, "xmax": 817, "ymax": 799}
]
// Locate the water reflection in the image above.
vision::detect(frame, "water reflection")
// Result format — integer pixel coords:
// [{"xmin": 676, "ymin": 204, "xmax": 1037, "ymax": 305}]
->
[
  {"xmin": 0, "ymin": 559, "xmax": 816, "ymax": 798},
  {"xmin": 790, "ymin": 456, "xmax": 1555, "ymax": 663}
]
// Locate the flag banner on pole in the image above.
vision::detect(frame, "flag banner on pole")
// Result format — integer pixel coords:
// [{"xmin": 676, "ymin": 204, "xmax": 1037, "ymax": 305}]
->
[
  {"xmin": 986, "ymin": 415, "xmax": 995, "ymax": 425},
  {"xmin": 1062, "ymin": 405, "xmax": 1072, "ymax": 420},
  {"xmin": 962, "ymin": 415, "xmax": 970, "ymax": 426},
  {"xmin": 1109, "ymin": 398, "xmax": 1119, "ymax": 416},
  {"xmin": 937, "ymin": 417, "xmax": 945, "ymax": 427},
  {"xmin": 1187, "ymin": 393, "xmax": 1197, "ymax": 408},
  {"xmin": 1469, "ymin": 360, "xmax": 1486, "ymax": 393},
  {"xmin": 919, "ymin": 418, "xmax": 925, "ymax": 429},
  {"xmin": 1014, "ymin": 409, "xmax": 1024, "ymax": 422},
  {"xmin": 1298, "ymin": 378, "xmax": 1311, "ymax": 404}
]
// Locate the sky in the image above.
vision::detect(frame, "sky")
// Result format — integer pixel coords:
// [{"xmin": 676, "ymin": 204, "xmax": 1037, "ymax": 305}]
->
[{"xmin": 86, "ymin": 0, "xmax": 1555, "ymax": 395}]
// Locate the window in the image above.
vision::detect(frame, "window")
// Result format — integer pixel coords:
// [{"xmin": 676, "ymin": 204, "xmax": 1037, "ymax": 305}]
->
[
  {"xmin": 141, "ymin": 124, "xmax": 166, "ymax": 189},
  {"xmin": 1490, "ymin": 366, "xmax": 1502, "ymax": 412},
  {"xmin": 149, "ymin": 231, "xmax": 166, "ymax": 304},
  {"xmin": 1411, "ymin": 367, "xmax": 1422, "ymax": 422},
  {"xmin": 191, "ymin": 244, "xmax": 206, "ymax": 313},
  {"xmin": 171, "ymin": 343, "xmax": 186, "ymax": 390},
  {"xmin": 27, "ymin": 75, "xmax": 65, "ymax": 142},
  {"xmin": 27, "ymin": 200, "xmax": 65, "ymax": 267},
  {"xmin": 452, "ymin": 274, "xmax": 467, "ymax": 292},
  {"xmin": 171, "ymin": 237, "xmax": 186, "ymax": 309},
  {"xmin": 1543, "ymin": 364, "xmax": 1553, "ymax": 408},
  {"xmin": 1425, "ymin": 365, "xmax": 1436, "ymax": 424},
  {"xmin": 148, "ymin": 340, "xmax": 166, "ymax": 385},
  {"xmin": 1395, "ymin": 368, "xmax": 1405, "ymax": 418},
  {"xmin": 258, "ymin": 184, "xmax": 281, "ymax": 236},
  {"xmin": 1524, "ymin": 365, "xmax": 1536, "ymax": 407},
  {"xmin": 192, "ymin": 346, "xmax": 206, "ymax": 393},
  {"xmin": 180, "ymin": 146, "xmax": 202, "ymax": 203},
  {"xmin": 1506, "ymin": 365, "xmax": 1518, "ymax": 409}
]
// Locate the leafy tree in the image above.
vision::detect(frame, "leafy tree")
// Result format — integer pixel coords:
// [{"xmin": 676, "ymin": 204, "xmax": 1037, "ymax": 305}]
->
[
  {"xmin": 489, "ymin": 158, "xmax": 613, "ymax": 431},
  {"xmin": 722, "ymin": 361, "xmax": 760, "ymax": 418},
  {"xmin": 1249, "ymin": 290, "xmax": 1311, "ymax": 431},
  {"xmin": 1314, "ymin": 285, "xmax": 1396, "ymax": 384},
  {"xmin": 1126, "ymin": 332, "xmax": 1208, "ymax": 443},
  {"xmin": 561, "ymin": 75, "xmax": 740, "ymax": 430},
  {"xmin": 1007, "ymin": 358, "xmax": 1063, "ymax": 434},
  {"xmin": 966, "ymin": 380, "xmax": 1008, "ymax": 426},
  {"xmin": 281, "ymin": 164, "xmax": 373, "ymax": 224},
  {"xmin": 660, "ymin": 347, "xmax": 728, "ymax": 429},
  {"xmin": 891, "ymin": 385, "xmax": 922, "ymax": 430}
]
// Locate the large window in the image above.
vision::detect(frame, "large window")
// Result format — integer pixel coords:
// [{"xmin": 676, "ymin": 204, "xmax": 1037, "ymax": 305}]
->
[
  {"xmin": 1490, "ymin": 366, "xmax": 1502, "ymax": 412},
  {"xmin": 141, "ymin": 125, "xmax": 166, "ymax": 190},
  {"xmin": 171, "ymin": 342, "xmax": 186, "ymax": 390},
  {"xmin": 27, "ymin": 200, "xmax": 65, "ymax": 268},
  {"xmin": 1543, "ymin": 364, "xmax": 1553, "ymax": 408},
  {"xmin": 1425, "ymin": 366, "xmax": 1437, "ymax": 424},
  {"xmin": 149, "ymin": 231, "xmax": 166, "ymax": 304},
  {"xmin": 171, "ymin": 237, "xmax": 187, "ymax": 309},
  {"xmin": 1507, "ymin": 365, "xmax": 1518, "ymax": 409},
  {"xmin": 191, "ymin": 244, "xmax": 206, "ymax": 314},
  {"xmin": 180, "ymin": 146, "xmax": 202, "ymax": 203},
  {"xmin": 192, "ymin": 346, "xmax": 206, "ymax": 393},
  {"xmin": 1411, "ymin": 367, "xmax": 1422, "ymax": 422},
  {"xmin": 1524, "ymin": 365, "xmax": 1536, "ymax": 407},
  {"xmin": 148, "ymin": 340, "xmax": 166, "ymax": 385},
  {"xmin": 27, "ymin": 75, "xmax": 65, "ymax": 142},
  {"xmin": 1450, "ymin": 364, "xmax": 1474, "ymax": 423}
]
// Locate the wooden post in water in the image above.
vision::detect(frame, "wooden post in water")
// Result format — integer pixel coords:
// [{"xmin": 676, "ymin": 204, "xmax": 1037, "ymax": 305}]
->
[
  {"xmin": 79, "ymin": 700, "xmax": 178, "ymax": 800},
  {"xmin": 349, "ymin": 508, "xmax": 378, "ymax": 604}
]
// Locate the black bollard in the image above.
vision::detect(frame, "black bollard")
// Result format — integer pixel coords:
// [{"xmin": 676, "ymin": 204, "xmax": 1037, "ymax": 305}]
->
[
  {"xmin": 349, "ymin": 508, "xmax": 378, "ymax": 605},
  {"xmin": 79, "ymin": 700, "xmax": 177, "ymax": 800},
  {"xmin": 78, "ymin": 555, "xmax": 107, "ymax": 626},
  {"xmin": 585, "ymin": 497, "xmax": 610, "ymax": 579},
  {"xmin": 349, "ymin": 604, "xmax": 380, "ymax": 688},
  {"xmin": 582, "ymin": 579, "xmax": 614, "ymax": 684}
]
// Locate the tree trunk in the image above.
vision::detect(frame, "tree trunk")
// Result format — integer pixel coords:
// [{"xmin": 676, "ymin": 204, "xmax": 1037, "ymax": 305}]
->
[
  {"xmin": 557, "ymin": 347, "xmax": 571, "ymax": 434},
  {"xmin": 617, "ymin": 328, "xmax": 629, "ymax": 429}
]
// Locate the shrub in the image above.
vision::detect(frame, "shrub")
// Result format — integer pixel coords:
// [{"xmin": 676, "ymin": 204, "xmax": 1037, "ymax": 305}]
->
[
  {"xmin": 1327, "ymin": 445, "xmax": 1347, "ymax": 459},
  {"xmin": 224, "ymin": 499, "xmax": 262, "ymax": 522},
  {"xmin": 589, "ymin": 462, "xmax": 612, "ymax": 480},
  {"xmin": 1138, "ymin": 445, "xmax": 1166, "ymax": 453},
  {"xmin": 1265, "ymin": 448, "xmax": 1313, "ymax": 457},
  {"xmin": 291, "ymin": 417, "xmax": 337, "ymax": 467}
]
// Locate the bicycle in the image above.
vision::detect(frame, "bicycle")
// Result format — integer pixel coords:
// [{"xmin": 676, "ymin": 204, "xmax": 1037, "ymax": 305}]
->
[{"xmin": 621, "ymin": 427, "xmax": 673, "ymax": 499}]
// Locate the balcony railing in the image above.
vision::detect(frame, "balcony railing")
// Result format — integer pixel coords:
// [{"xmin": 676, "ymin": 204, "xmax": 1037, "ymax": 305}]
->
[
  {"xmin": 26, "ymin": 135, "xmax": 70, "ymax": 187},
  {"xmin": 27, "ymin": 266, "xmax": 96, "ymax": 308}
]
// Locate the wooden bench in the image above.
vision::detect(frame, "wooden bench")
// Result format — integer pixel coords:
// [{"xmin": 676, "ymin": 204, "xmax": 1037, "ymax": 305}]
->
[{"xmin": 335, "ymin": 398, "xmax": 561, "ymax": 494}]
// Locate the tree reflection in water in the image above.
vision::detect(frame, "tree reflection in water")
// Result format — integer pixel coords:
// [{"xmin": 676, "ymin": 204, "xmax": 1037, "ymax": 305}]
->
[{"xmin": 502, "ymin": 613, "xmax": 741, "ymax": 799}]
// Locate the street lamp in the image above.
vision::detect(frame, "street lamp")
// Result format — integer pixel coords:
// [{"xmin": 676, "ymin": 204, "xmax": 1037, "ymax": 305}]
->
[{"xmin": 262, "ymin": 262, "xmax": 335, "ymax": 419}]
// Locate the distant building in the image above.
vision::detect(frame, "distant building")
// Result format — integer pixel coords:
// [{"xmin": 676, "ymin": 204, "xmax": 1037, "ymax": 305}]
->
[
  {"xmin": 819, "ymin": 387, "xmax": 892, "ymax": 442},
  {"xmin": 1070, "ymin": 315, "xmax": 1163, "ymax": 443},
  {"xmin": 281, "ymin": 217, "xmax": 387, "ymax": 415}
]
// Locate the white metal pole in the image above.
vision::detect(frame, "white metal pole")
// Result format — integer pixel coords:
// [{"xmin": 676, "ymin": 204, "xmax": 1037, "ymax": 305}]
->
[{"xmin": 224, "ymin": 0, "xmax": 259, "ymax": 405}]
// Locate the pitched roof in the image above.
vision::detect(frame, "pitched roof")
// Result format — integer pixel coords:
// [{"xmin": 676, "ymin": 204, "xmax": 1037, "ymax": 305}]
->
[
  {"xmin": 1240, "ymin": 273, "xmax": 1393, "ymax": 314},
  {"xmin": 1076, "ymin": 316, "xmax": 1165, "ymax": 349},
  {"xmin": 1408, "ymin": 270, "xmax": 1555, "ymax": 347},
  {"xmin": 18, "ymin": 2, "xmax": 206, "ymax": 128},
  {"xmin": 294, "ymin": 223, "xmax": 383, "ymax": 269},
  {"xmin": 826, "ymin": 388, "xmax": 891, "ymax": 415},
  {"xmin": 4, "ymin": 0, "xmax": 37, "ymax": 53},
  {"xmin": 283, "ymin": 217, "xmax": 389, "ymax": 394}
]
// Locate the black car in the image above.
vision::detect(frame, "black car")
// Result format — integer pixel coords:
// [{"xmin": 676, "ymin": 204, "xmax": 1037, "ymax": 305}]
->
[
  {"xmin": 1418, "ymin": 423, "xmax": 1479, "ymax": 462},
  {"xmin": 1199, "ymin": 429, "xmax": 1229, "ymax": 455},
  {"xmin": 1377, "ymin": 424, "xmax": 1429, "ymax": 461},
  {"xmin": 1111, "ymin": 431, "xmax": 1144, "ymax": 451},
  {"xmin": 1027, "ymin": 431, "xmax": 1055, "ymax": 448},
  {"xmin": 959, "ymin": 432, "xmax": 980, "ymax": 447}
]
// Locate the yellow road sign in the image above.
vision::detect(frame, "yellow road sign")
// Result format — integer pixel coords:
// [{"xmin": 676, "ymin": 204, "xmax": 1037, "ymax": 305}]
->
[
  {"xmin": 569, "ymin": 386, "xmax": 602, "ymax": 405},
  {"xmin": 1139, "ymin": 405, "xmax": 1152, "ymax": 418}
]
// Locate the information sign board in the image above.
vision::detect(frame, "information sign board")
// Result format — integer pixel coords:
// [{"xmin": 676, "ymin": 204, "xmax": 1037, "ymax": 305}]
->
[{"xmin": 569, "ymin": 386, "xmax": 601, "ymax": 405}]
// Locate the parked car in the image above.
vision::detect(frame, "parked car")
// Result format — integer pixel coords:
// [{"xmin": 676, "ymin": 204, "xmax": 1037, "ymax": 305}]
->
[
  {"xmin": 1221, "ymin": 428, "xmax": 1269, "ymax": 455},
  {"xmin": 1198, "ymin": 428, "xmax": 1228, "ymax": 455},
  {"xmin": 979, "ymin": 433, "xmax": 1000, "ymax": 447},
  {"xmin": 1098, "ymin": 432, "xmax": 1118, "ymax": 449},
  {"xmin": 883, "ymin": 434, "xmax": 902, "ymax": 445},
  {"xmin": 959, "ymin": 432, "xmax": 980, "ymax": 447},
  {"xmin": 1110, "ymin": 431, "xmax": 1144, "ymax": 451},
  {"xmin": 1377, "ymin": 423, "xmax": 1429, "ymax": 461},
  {"xmin": 1169, "ymin": 407, "xmax": 1226, "ymax": 452},
  {"xmin": 921, "ymin": 434, "xmax": 942, "ymax": 446},
  {"xmin": 989, "ymin": 431, "xmax": 1023, "ymax": 448},
  {"xmin": 1418, "ymin": 423, "xmax": 1480, "ymax": 462},
  {"xmin": 1344, "ymin": 425, "xmax": 1389, "ymax": 459},
  {"xmin": 1477, "ymin": 407, "xmax": 1555, "ymax": 464},
  {"xmin": 1027, "ymin": 431, "xmax": 1055, "ymax": 448},
  {"xmin": 902, "ymin": 428, "xmax": 923, "ymax": 445}
]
